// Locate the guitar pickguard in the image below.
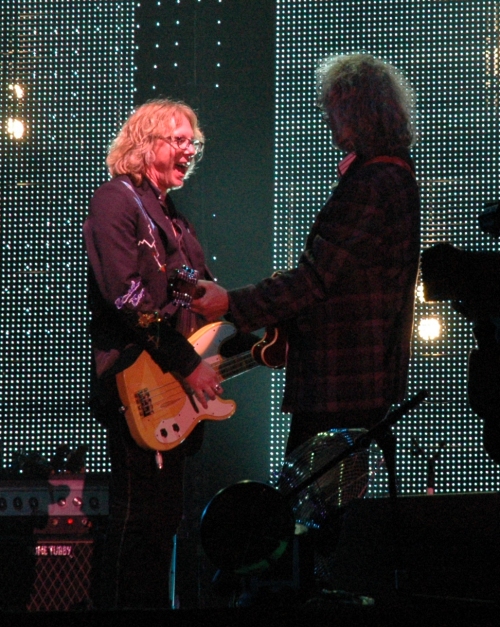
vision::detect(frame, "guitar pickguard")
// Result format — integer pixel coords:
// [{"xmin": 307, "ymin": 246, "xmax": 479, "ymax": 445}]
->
[{"xmin": 116, "ymin": 322, "xmax": 248, "ymax": 450}]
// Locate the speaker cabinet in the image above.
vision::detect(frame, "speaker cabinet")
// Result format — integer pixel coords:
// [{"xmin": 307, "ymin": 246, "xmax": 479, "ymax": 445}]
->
[
  {"xmin": 27, "ymin": 537, "xmax": 95, "ymax": 611},
  {"xmin": 0, "ymin": 475, "xmax": 108, "ymax": 611},
  {"xmin": 330, "ymin": 492, "xmax": 500, "ymax": 601},
  {"xmin": 0, "ymin": 526, "xmax": 107, "ymax": 611}
]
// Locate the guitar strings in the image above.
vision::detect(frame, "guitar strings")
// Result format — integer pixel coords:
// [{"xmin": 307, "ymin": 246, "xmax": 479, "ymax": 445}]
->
[
  {"xmin": 215, "ymin": 351, "xmax": 258, "ymax": 379},
  {"xmin": 140, "ymin": 350, "xmax": 258, "ymax": 412}
]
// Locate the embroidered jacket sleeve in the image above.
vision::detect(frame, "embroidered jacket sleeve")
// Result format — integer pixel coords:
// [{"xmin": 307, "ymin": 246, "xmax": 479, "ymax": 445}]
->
[{"xmin": 83, "ymin": 179, "xmax": 201, "ymax": 378}]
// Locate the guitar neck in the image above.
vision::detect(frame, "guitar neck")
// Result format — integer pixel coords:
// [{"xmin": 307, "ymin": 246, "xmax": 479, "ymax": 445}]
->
[{"xmin": 214, "ymin": 351, "xmax": 259, "ymax": 382}]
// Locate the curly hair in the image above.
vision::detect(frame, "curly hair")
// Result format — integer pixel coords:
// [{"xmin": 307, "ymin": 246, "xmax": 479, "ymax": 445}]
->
[
  {"xmin": 106, "ymin": 98, "xmax": 204, "ymax": 185},
  {"xmin": 317, "ymin": 53, "xmax": 416, "ymax": 156}
]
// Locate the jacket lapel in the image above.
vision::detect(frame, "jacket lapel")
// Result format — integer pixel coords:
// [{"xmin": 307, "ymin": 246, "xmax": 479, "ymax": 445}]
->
[{"xmin": 134, "ymin": 181, "xmax": 172, "ymax": 240}]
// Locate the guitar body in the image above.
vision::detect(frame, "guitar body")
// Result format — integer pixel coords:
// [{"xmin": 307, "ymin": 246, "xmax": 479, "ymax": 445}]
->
[
  {"xmin": 116, "ymin": 322, "xmax": 239, "ymax": 451},
  {"xmin": 251, "ymin": 326, "xmax": 287, "ymax": 369}
]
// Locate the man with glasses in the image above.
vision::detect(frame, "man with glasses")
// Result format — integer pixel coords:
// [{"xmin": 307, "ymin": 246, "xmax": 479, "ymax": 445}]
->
[{"xmin": 84, "ymin": 98, "xmax": 220, "ymax": 609}]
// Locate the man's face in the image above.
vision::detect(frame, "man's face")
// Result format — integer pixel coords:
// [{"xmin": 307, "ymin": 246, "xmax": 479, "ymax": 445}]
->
[
  {"xmin": 327, "ymin": 108, "xmax": 353, "ymax": 152},
  {"xmin": 146, "ymin": 115, "xmax": 197, "ymax": 192}
]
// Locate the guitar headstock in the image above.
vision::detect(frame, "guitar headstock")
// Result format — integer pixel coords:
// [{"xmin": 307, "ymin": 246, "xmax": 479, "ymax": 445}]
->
[{"xmin": 169, "ymin": 265, "xmax": 200, "ymax": 309}]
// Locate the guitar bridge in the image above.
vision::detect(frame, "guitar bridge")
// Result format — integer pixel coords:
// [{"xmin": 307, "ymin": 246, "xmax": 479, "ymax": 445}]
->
[{"xmin": 135, "ymin": 388, "xmax": 154, "ymax": 417}]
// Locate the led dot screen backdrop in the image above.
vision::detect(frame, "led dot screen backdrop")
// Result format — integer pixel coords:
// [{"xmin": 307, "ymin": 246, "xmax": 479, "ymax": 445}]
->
[
  {"xmin": 270, "ymin": 0, "xmax": 500, "ymax": 494},
  {"xmin": 1, "ymin": 1, "xmax": 500, "ymax": 493},
  {"xmin": 0, "ymin": 1, "xmax": 135, "ymax": 472}
]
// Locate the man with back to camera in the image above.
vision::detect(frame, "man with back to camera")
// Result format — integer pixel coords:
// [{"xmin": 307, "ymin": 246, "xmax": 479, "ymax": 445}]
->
[{"xmin": 192, "ymin": 53, "xmax": 421, "ymax": 454}]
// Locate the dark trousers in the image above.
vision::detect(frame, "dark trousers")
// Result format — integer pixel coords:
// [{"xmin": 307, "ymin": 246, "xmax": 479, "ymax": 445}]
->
[{"xmin": 97, "ymin": 411, "xmax": 186, "ymax": 610}]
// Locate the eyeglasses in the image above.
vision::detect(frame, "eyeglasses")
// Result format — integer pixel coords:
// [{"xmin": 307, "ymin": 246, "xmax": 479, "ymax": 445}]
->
[{"xmin": 156, "ymin": 135, "xmax": 204, "ymax": 160}]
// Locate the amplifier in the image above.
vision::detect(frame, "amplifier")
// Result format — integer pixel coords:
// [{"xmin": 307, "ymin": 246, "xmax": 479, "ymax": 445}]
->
[
  {"xmin": 0, "ymin": 474, "xmax": 109, "ymax": 611},
  {"xmin": 0, "ymin": 474, "xmax": 108, "ymax": 534},
  {"xmin": 0, "ymin": 534, "xmax": 101, "ymax": 611}
]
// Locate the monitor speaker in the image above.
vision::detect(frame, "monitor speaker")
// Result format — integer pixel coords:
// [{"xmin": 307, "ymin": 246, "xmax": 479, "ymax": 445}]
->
[{"xmin": 329, "ymin": 492, "xmax": 500, "ymax": 601}]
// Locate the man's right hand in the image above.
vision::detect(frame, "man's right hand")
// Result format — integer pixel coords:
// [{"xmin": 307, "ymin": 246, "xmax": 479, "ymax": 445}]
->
[
  {"xmin": 184, "ymin": 361, "xmax": 223, "ymax": 409},
  {"xmin": 191, "ymin": 280, "xmax": 229, "ymax": 321}
]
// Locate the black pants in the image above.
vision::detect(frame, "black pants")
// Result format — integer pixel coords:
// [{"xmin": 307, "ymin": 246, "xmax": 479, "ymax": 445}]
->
[{"xmin": 97, "ymin": 411, "xmax": 186, "ymax": 610}]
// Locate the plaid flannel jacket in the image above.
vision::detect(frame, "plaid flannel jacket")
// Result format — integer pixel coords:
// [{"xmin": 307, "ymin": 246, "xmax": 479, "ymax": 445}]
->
[{"xmin": 228, "ymin": 153, "xmax": 421, "ymax": 415}]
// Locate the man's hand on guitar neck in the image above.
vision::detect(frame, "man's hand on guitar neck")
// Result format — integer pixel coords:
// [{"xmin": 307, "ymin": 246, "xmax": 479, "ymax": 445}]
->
[
  {"xmin": 184, "ymin": 360, "xmax": 223, "ymax": 409},
  {"xmin": 191, "ymin": 279, "xmax": 229, "ymax": 322}
]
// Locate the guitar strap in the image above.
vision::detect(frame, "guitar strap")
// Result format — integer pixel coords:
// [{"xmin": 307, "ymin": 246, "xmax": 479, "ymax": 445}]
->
[
  {"xmin": 338, "ymin": 153, "xmax": 416, "ymax": 178},
  {"xmin": 363, "ymin": 155, "xmax": 416, "ymax": 178}
]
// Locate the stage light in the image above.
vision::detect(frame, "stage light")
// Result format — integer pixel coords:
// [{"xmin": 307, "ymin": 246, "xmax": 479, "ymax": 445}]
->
[
  {"xmin": 0, "ymin": 1, "xmax": 135, "ymax": 473},
  {"xmin": 485, "ymin": 43, "xmax": 500, "ymax": 77},
  {"xmin": 8, "ymin": 83, "xmax": 25, "ymax": 99},
  {"xmin": 418, "ymin": 317, "xmax": 442, "ymax": 341},
  {"xmin": 6, "ymin": 117, "xmax": 25, "ymax": 139},
  {"xmin": 416, "ymin": 283, "xmax": 425, "ymax": 303}
]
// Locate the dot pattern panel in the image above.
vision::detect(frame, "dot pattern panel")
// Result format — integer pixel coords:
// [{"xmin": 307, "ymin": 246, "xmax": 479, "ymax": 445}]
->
[
  {"xmin": 0, "ymin": 1, "xmax": 135, "ymax": 472},
  {"xmin": 271, "ymin": 0, "xmax": 500, "ymax": 494}
]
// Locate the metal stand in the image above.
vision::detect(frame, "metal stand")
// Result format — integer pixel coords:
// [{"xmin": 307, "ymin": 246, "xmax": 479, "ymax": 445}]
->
[{"xmin": 287, "ymin": 390, "xmax": 429, "ymax": 500}]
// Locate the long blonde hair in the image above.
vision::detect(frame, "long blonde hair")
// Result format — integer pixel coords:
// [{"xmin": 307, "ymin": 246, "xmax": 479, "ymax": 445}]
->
[{"xmin": 106, "ymin": 99, "xmax": 204, "ymax": 184}]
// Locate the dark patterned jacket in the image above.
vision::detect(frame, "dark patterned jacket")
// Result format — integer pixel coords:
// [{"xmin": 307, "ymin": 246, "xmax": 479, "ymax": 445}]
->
[
  {"xmin": 228, "ymin": 153, "xmax": 421, "ymax": 416},
  {"xmin": 83, "ymin": 175, "xmax": 208, "ymax": 383}
]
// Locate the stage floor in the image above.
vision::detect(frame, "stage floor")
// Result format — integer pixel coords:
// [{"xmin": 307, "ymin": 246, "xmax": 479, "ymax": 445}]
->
[{"xmin": 0, "ymin": 595, "xmax": 499, "ymax": 627}]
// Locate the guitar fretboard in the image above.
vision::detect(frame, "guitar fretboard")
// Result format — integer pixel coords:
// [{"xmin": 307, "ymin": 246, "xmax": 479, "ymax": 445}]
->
[{"xmin": 215, "ymin": 351, "xmax": 258, "ymax": 381}]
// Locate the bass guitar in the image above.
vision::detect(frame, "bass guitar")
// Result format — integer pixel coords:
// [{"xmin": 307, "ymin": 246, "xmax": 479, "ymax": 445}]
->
[{"xmin": 116, "ymin": 321, "xmax": 284, "ymax": 451}]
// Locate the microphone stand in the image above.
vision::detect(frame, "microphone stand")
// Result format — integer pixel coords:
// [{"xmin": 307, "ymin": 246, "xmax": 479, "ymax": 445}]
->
[
  {"xmin": 282, "ymin": 390, "xmax": 429, "ymax": 601},
  {"xmin": 287, "ymin": 390, "xmax": 429, "ymax": 500},
  {"xmin": 287, "ymin": 390, "xmax": 428, "ymax": 599}
]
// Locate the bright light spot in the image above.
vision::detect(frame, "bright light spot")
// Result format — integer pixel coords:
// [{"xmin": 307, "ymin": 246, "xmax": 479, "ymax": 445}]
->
[
  {"xmin": 7, "ymin": 118, "xmax": 25, "ymax": 139},
  {"xmin": 416, "ymin": 282, "xmax": 425, "ymax": 303},
  {"xmin": 9, "ymin": 83, "xmax": 25, "ymax": 99},
  {"xmin": 485, "ymin": 45, "xmax": 500, "ymax": 77},
  {"xmin": 418, "ymin": 317, "xmax": 442, "ymax": 341}
]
